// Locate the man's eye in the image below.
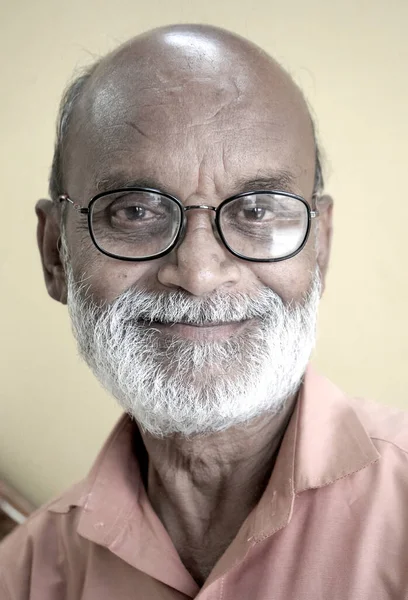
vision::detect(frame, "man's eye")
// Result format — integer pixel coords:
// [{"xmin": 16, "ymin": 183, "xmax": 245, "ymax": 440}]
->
[
  {"xmin": 116, "ymin": 205, "xmax": 148, "ymax": 220},
  {"xmin": 109, "ymin": 199, "xmax": 163, "ymax": 223},
  {"xmin": 241, "ymin": 206, "xmax": 274, "ymax": 221}
]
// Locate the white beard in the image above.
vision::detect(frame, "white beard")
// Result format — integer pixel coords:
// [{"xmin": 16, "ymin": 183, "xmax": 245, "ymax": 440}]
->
[{"xmin": 65, "ymin": 262, "xmax": 321, "ymax": 438}]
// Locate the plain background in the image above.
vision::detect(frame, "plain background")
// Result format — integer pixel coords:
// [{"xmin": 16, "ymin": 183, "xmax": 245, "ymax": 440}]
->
[{"xmin": 0, "ymin": 0, "xmax": 407, "ymax": 508}]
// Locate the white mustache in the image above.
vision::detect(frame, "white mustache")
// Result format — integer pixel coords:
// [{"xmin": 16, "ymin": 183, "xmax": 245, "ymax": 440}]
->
[{"xmin": 91, "ymin": 287, "xmax": 294, "ymax": 328}]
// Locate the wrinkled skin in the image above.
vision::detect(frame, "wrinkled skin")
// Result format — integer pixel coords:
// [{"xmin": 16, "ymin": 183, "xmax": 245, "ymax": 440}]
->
[{"xmin": 36, "ymin": 25, "xmax": 333, "ymax": 584}]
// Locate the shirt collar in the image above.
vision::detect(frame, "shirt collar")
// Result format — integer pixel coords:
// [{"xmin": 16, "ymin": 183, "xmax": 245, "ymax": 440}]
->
[{"xmin": 294, "ymin": 366, "xmax": 380, "ymax": 493}]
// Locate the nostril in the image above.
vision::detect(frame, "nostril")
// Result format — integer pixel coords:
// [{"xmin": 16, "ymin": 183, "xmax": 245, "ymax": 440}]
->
[{"xmin": 157, "ymin": 253, "xmax": 241, "ymax": 297}]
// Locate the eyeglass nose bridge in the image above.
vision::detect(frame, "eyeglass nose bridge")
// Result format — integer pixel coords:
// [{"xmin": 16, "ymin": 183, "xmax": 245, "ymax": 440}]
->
[
  {"xmin": 183, "ymin": 205, "xmax": 217, "ymax": 212},
  {"xmin": 175, "ymin": 204, "xmax": 220, "ymax": 251}
]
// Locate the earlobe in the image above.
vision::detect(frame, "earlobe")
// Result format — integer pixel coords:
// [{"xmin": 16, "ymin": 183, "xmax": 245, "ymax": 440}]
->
[
  {"xmin": 35, "ymin": 199, "xmax": 68, "ymax": 305},
  {"xmin": 315, "ymin": 194, "xmax": 333, "ymax": 292}
]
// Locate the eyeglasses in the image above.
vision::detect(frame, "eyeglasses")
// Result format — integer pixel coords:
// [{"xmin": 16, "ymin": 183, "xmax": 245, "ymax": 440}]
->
[{"xmin": 59, "ymin": 187, "xmax": 319, "ymax": 263}]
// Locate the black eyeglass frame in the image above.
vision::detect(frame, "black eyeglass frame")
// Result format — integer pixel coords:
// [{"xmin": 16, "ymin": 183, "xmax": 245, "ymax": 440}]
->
[{"xmin": 59, "ymin": 187, "xmax": 319, "ymax": 263}]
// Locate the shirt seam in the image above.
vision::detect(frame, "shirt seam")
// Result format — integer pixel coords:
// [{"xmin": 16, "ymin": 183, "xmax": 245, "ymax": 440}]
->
[
  {"xmin": 370, "ymin": 436, "xmax": 408, "ymax": 455},
  {"xmin": 219, "ymin": 575, "xmax": 225, "ymax": 600},
  {"xmin": 253, "ymin": 513, "xmax": 292, "ymax": 543},
  {"xmin": 211, "ymin": 544, "xmax": 256, "ymax": 598},
  {"xmin": 295, "ymin": 454, "xmax": 380, "ymax": 494},
  {"xmin": 57, "ymin": 513, "xmax": 69, "ymax": 591},
  {"xmin": 254, "ymin": 401, "xmax": 299, "ymax": 544}
]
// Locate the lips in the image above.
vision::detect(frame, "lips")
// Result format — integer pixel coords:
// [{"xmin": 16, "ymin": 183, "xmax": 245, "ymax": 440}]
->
[
  {"xmin": 137, "ymin": 318, "xmax": 251, "ymax": 341},
  {"xmin": 137, "ymin": 318, "xmax": 244, "ymax": 327}
]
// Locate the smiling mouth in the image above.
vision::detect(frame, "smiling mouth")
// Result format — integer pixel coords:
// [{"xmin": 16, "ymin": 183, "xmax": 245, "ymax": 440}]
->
[{"xmin": 137, "ymin": 318, "xmax": 250, "ymax": 340}]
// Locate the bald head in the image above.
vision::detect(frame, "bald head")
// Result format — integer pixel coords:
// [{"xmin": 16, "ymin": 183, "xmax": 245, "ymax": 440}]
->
[{"xmin": 50, "ymin": 24, "xmax": 323, "ymax": 204}]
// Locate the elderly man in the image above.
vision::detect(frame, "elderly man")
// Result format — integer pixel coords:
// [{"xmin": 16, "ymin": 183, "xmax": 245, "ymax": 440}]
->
[{"xmin": 1, "ymin": 23, "xmax": 407, "ymax": 600}]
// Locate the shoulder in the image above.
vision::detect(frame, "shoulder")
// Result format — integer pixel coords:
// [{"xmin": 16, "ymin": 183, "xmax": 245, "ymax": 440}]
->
[
  {"xmin": 346, "ymin": 394, "xmax": 408, "ymax": 499},
  {"xmin": 0, "ymin": 478, "xmax": 87, "ymax": 556},
  {"xmin": 0, "ymin": 481, "xmax": 87, "ymax": 598},
  {"xmin": 347, "ymin": 395, "xmax": 408, "ymax": 456}
]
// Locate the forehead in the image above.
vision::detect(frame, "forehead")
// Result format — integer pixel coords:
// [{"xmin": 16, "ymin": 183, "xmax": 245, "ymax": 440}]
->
[{"xmin": 65, "ymin": 44, "xmax": 316, "ymax": 202}]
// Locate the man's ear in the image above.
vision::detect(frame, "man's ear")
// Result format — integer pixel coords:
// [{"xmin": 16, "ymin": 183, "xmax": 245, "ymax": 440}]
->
[
  {"xmin": 315, "ymin": 194, "xmax": 333, "ymax": 293},
  {"xmin": 35, "ymin": 199, "xmax": 68, "ymax": 304}
]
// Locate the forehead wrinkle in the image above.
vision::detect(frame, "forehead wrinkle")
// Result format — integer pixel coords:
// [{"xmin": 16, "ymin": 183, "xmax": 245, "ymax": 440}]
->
[{"xmin": 70, "ymin": 113, "xmax": 313, "ymax": 206}]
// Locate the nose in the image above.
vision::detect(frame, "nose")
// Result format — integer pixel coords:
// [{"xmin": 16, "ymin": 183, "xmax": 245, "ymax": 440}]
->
[{"xmin": 157, "ymin": 209, "xmax": 241, "ymax": 296}]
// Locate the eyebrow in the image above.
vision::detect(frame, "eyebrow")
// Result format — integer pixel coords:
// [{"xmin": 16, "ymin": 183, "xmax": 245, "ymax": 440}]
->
[
  {"xmin": 232, "ymin": 170, "xmax": 297, "ymax": 195},
  {"xmin": 95, "ymin": 173, "xmax": 163, "ymax": 194},
  {"xmin": 93, "ymin": 168, "xmax": 298, "ymax": 199}
]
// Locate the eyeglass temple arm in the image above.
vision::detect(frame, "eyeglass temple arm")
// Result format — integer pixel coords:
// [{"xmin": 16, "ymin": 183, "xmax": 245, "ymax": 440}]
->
[
  {"xmin": 59, "ymin": 194, "xmax": 89, "ymax": 215},
  {"xmin": 310, "ymin": 193, "xmax": 321, "ymax": 219}
]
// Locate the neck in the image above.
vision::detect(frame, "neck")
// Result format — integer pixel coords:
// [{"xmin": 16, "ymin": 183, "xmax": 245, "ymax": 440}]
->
[{"xmin": 140, "ymin": 395, "xmax": 297, "ymax": 585}]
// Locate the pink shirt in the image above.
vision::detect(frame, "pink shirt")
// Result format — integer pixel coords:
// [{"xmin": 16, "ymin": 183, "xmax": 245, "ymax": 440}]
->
[{"xmin": 1, "ymin": 367, "xmax": 408, "ymax": 599}]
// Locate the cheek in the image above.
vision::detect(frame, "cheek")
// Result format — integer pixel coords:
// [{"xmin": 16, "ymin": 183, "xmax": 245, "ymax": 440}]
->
[
  {"xmin": 72, "ymin": 256, "xmax": 160, "ymax": 303},
  {"xmin": 66, "ymin": 224, "xmax": 159, "ymax": 303},
  {"xmin": 251, "ymin": 242, "xmax": 317, "ymax": 304}
]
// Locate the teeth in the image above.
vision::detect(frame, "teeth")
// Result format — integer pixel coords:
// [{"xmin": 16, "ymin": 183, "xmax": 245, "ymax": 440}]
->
[{"xmin": 136, "ymin": 316, "xmax": 247, "ymax": 326}]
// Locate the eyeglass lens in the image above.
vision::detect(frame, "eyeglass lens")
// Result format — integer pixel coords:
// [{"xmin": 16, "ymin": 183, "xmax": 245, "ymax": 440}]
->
[
  {"xmin": 219, "ymin": 194, "xmax": 308, "ymax": 260},
  {"xmin": 90, "ymin": 190, "xmax": 309, "ymax": 260},
  {"xmin": 90, "ymin": 191, "xmax": 182, "ymax": 259}
]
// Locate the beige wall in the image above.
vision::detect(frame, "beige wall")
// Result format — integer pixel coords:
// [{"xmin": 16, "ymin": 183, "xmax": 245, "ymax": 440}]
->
[{"xmin": 1, "ymin": 0, "xmax": 407, "ymax": 508}]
